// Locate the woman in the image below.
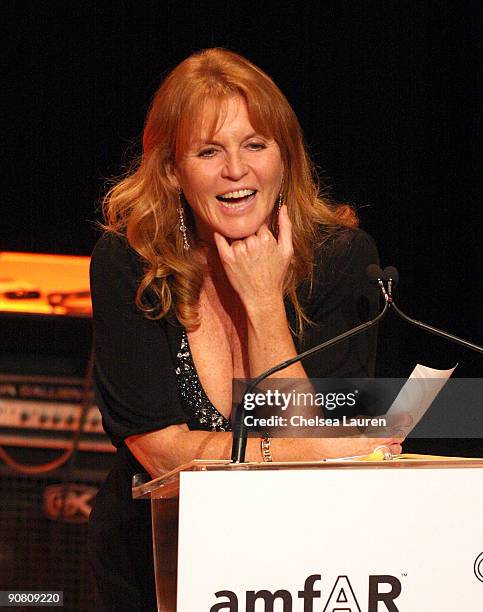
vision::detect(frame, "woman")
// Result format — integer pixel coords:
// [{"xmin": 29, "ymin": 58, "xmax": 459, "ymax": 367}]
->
[{"xmin": 89, "ymin": 48, "xmax": 403, "ymax": 611}]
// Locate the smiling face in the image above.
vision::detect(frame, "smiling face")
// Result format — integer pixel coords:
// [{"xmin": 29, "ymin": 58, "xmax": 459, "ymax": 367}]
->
[{"xmin": 173, "ymin": 96, "xmax": 283, "ymax": 242}]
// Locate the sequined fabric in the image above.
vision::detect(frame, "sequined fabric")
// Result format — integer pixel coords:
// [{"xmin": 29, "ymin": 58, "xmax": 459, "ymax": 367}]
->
[{"xmin": 175, "ymin": 330, "xmax": 232, "ymax": 431}]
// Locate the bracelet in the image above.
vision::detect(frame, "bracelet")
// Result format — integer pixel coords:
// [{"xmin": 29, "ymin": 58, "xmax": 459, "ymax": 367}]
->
[{"xmin": 261, "ymin": 436, "xmax": 273, "ymax": 462}]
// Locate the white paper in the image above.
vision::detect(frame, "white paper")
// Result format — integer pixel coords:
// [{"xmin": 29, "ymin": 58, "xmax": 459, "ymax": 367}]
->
[{"xmin": 386, "ymin": 363, "xmax": 457, "ymax": 434}]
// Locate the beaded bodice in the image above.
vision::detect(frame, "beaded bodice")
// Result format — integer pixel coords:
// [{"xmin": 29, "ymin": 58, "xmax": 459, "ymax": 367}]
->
[{"xmin": 175, "ymin": 330, "xmax": 232, "ymax": 431}]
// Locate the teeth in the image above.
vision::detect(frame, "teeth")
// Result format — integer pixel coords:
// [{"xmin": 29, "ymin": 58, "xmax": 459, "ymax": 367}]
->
[
  {"xmin": 218, "ymin": 189, "xmax": 256, "ymax": 199},
  {"xmin": 221, "ymin": 200, "xmax": 250, "ymax": 209}
]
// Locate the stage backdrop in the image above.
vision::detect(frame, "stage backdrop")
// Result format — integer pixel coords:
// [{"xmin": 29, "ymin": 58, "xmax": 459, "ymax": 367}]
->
[{"xmin": 3, "ymin": 4, "xmax": 481, "ymax": 397}]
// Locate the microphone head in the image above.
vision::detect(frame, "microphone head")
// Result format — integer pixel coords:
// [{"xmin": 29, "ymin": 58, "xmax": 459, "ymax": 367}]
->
[
  {"xmin": 383, "ymin": 266, "xmax": 399, "ymax": 287},
  {"xmin": 366, "ymin": 264, "xmax": 384, "ymax": 284}
]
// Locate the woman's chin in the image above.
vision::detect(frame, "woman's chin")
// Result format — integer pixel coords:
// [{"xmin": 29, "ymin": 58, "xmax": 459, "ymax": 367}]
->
[
  {"xmin": 213, "ymin": 216, "xmax": 273, "ymax": 241},
  {"xmin": 196, "ymin": 222, "xmax": 259, "ymax": 244},
  {"xmin": 219, "ymin": 227, "xmax": 259, "ymax": 241}
]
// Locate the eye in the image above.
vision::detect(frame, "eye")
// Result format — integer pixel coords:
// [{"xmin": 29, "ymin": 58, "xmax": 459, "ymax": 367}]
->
[
  {"xmin": 246, "ymin": 141, "xmax": 266, "ymax": 151},
  {"xmin": 197, "ymin": 147, "xmax": 218, "ymax": 158}
]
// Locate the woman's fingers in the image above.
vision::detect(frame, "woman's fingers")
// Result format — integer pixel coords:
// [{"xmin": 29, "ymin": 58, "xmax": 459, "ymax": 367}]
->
[
  {"xmin": 244, "ymin": 233, "xmax": 260, "ymax": 253},
  {"xmin": 277, "ymin": 205, "xmax": 294, "ymax": 257},
  {"xmin": 315, "ymin": 436, "xmax": 403, "ymax": 460},
  {"xmin": 212, "ymin": 208, "xmax": 293, "ymax": 306},
  {"xmin": 213, "ymin": 231, "xmax": 233, "ymax": 263},
  {"xmin": 256, "ymin": 224, "xmax": 273, "ymax": 244},
  {"xmin": 363, "ymin": 412, "xmax": 412, "ymax": 439}
]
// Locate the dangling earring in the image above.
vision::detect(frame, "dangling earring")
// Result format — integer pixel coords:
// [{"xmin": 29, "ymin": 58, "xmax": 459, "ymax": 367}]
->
[
  {"xmin": 177, "ymin": 192, "xmax": 190, "ymax": 251},
  {"xmin": 277, "ymin": 192, "xmax": 283, "ymax": 214}
]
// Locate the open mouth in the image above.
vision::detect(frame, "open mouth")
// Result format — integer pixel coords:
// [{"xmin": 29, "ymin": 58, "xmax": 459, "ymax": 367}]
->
[{"xmin": 216, "ymin": 189, "xmax": 257, "ymax": 208}]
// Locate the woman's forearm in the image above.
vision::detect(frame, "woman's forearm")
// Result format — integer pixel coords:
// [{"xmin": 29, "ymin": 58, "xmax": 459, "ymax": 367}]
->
[
  {"xmin": 126, "ymin": 422, "xmax": 403, "ymax": 479},
  {"xmin": 126, "ymin": 425, "xmax": 264, "ymax": 477},
  {"xmin": 126, "ymin": 426, "xmax": 318, "ymax": 477}
]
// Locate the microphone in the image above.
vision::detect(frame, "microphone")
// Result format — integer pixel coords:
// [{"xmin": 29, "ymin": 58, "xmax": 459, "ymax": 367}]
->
[
  {"xmin": 382, "ymin": 266, "xmax": 399, "ymax": 286},
  {"xmin": 366, "ymin": 264, "xmax": 399, "ymax": 287},
  {"xmin": 366, "ymin": 264, "xmax": 389, "ymax": 301},
  {"xmin": 366, "ymin": 265, "xmax": 399, "ymax": 292},
  {"xmin": 366, "ymin": 264, "xmax": 383, "ymax": 284},
  {"xmin": 382, "ymin": 267, "xmax": 398, "ymax": 296},
  {"xmin": 231, "ymin": 266, "xmax": 388, "ymax": 463}
]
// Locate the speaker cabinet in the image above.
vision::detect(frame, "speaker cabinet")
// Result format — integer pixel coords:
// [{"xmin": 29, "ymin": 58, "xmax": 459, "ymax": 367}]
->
[{"xmin": 0, "ymin": 449, "xmax": 113, "ymax": 612}]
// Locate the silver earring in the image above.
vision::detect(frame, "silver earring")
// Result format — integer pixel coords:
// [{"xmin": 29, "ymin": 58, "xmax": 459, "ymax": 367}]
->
[
  {"xmin": 277, "ymin": 192, "xmax": 283, "ymax": 214},
  {"xmin": 177, "ymin": 192, "xmax": 190, "ymax": 251}
]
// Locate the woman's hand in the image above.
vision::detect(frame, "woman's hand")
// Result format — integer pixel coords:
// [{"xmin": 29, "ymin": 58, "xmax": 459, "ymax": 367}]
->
[
  {"xmin": 307, "ymin": 435, "xmax": 404, "ymax": 460},
  {"xmin": 213, "ymin": 205, "xmax": 293, "ymax": 312}
]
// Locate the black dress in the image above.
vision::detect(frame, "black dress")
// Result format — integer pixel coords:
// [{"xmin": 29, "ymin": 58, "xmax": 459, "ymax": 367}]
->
[{"xmin": 88, "ymin": 229, "xmax": 379, "ymax": 611}]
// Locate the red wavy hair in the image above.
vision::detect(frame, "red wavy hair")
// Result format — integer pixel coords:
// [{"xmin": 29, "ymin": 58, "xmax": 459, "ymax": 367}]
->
[{"xmin": 103, "ymin": 48, "xmax": 357, "ymax": 332}]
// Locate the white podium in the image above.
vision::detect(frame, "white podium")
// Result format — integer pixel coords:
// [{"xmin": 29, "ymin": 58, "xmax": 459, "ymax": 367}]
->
[{"xmin": 133, "ymin": 459, "xmax": 483, "ymax": 612}]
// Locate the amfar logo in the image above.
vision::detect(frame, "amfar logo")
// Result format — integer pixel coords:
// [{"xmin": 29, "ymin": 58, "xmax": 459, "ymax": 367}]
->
[{"xmin": 210, "ymin": 574, "xmax": 401, "ymax": 611}]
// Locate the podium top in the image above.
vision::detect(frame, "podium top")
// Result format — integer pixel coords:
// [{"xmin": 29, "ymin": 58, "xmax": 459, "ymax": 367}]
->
[{"xmin": 132, "ymin": 457, "xmax": 483, "ymax": 499}]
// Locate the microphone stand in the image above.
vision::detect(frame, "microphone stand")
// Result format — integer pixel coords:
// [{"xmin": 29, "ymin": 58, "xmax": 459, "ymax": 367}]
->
[
  {"xmin": 388, "ymin": 301, "xmax": 483, "ymax": 354},
  {"xmin": 367, "ymin": 267, "xmax": 483, "ymax": 355},
  {"xmin": 231, "ymin": 299, "xmax": 390, "ymax": 463},
  {"xmin": 379, "ymin": 267, "xmax": 483, "ymax": 354}
]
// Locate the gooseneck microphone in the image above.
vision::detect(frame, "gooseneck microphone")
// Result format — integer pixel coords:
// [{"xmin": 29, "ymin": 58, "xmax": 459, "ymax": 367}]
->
[{"xmin": 231, "ymin": 264, "xmax": 483, "ymax": 463}]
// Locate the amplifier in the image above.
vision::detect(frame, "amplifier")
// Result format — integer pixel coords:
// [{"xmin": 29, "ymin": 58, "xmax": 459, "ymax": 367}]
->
[
  {"xmin": 0, "ymin": 457, "xmax": 114, "ymax": 612},
  {"xmin": 0, "ymin": 252, "xmax": 116, "ymax": 610},
  {"xmin": 0, "ymin": 373, "xmax": 115, "ymax": 611},
  {"xmin": 0, "ymin": 373, "xmax": 114, "ymax": 453}
]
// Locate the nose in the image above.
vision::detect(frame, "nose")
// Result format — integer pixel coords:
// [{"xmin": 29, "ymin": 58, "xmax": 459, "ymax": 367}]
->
[{"xmin": 221, "ymin": 151, "xmax": 248, "ymax": 181}]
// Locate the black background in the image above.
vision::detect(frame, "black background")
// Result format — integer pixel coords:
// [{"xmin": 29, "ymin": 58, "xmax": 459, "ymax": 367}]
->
[{"xmin": 3, "ymin": 1, "xmax": 481, "ymax": 391}]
